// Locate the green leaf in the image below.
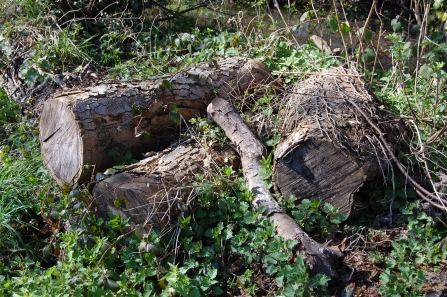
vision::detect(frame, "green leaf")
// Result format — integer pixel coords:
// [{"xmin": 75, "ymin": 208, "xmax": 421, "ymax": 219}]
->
[
  {"xmin": 136, "ymin": 131, "xmax": 151, "ymax": 140},
  {"xmin": 174, "ymin": 38, "xmax": 181, "ymax": 48},
  {"xmin": 143, "ymin": 282, "xmax": 155, "ymax": 297},
  {"xmin": 265, "ymin": 264, "xmax": 278, "ymax": 274},
  {"xmin": 363, "ymin": 48, "xmax": 375, "ymax": 63},
  {"xmin": 225, "ymin": 47, "xmax": 239, "ymax": 56},
  {"xmin": 340, "ymin": 22, "xmax": 350, "ymax": 35},
  {"xmin": 169, "ymin": 110, "xmax": 181, "ymax": 125},
  {"xmin": 190, "ymin": 287, "xmax": 200, "ymax": 297},
  {"xmin": 223, "ymin": 227, "xmax": 233, "ymax": 240},
  {"xmin": 180, "ymin": 215, "xmax": 191, "ymax": 228},
  {"xmin": 104, "ymin": 168, "xmax": 117, "ymax": 175},
  {"xmin": 162, "ymin": 79, "xmax": 172, "ymax": 90},
  {"xmin": 282, "ymin": 284, "xmax": 299, "ymax": 297},
  {"xmin": 436, "ymin": 11, "xmax": 447, "ymax": 22},
  {"xmin": 20, "ymin": 67, "xmax": 39, "ymax": 86},
  {"xmin": 113, "ymin": 196, "xmax": 127, "ymax": 208},
  {"xmin": 211, "ymin": 286, "xmax": 224, "ymax": 295},
  {"xmin": 38, "ymin": 57, "xmax": 51, "ymax": 70},
  {"xmin": 433, "ymin": 0, "xmax": 443, "ymax": 10},
  {"xmin": 391, "ymin": 17, "xmax": 402, "ymax": 32},
  {"xmin": 325, "ymin": 15, "xmax": 338, "ymax": 31},
  {"xmin": 364, "ymin": 28, "xmax": 373, "ymax": 43},
  {"xmin": 169, "ymin": 104, "xmax": 179, "ymax": 113},
  {"xmin": 207, "ymin": 267, "xmax": 218, "ymax": 280},
  {"xmin": 300, "ymin": 11, "xmax": 309, "ymax": 22}
]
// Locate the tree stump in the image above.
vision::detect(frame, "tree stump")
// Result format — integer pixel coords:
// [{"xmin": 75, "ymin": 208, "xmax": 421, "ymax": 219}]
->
[
  {"xmin": 273, "ymin": 67, "xmax": 402, "ymax": 217},
  {"xmin": 39, "ymin": 57, "xmax": 273, "ymax": 185},
  {"xmin": 92, "ymin": 140, "xmax": 240, "ymax": 232}
]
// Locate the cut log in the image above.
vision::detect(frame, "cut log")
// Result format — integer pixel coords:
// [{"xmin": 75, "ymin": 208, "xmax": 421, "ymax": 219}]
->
[
  {"xmin": 39, "ymin": 57, "xmax": 273, "ymax": 185},
  {"xmin": 92, "ymin": 140, "xmax": 240, "ymax": 232},
  {"xmin": 207, "ymin": 97, "xmax": 342, "ymax": 278},
  {"xmin": 274, "ymin": 66, "xmax": 402, "ymax": 217}
]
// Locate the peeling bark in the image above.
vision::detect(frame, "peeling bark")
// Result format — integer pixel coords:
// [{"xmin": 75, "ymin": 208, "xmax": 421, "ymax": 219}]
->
[{"xmin": 207, "ymin": 97, "xmax": 342, "ymax": 278}]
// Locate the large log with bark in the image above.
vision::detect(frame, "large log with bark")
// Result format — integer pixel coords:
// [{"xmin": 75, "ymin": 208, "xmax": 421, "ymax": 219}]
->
[
  {"xmin": 39, "ymin": 57, "xmax": 273, "ymax": 185},
  {"xmin": 92, "ymin": 140, "xmax": 240, "ymax": 233},
  {"xmin": 273, "ymin": 67, "xmax": 402, "ymax": 217}
]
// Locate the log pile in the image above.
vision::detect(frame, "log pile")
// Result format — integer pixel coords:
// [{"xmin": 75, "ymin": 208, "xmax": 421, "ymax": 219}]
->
[{"xmin": 39, "ymin": 57, "xmax": 404, "ymax": 278}]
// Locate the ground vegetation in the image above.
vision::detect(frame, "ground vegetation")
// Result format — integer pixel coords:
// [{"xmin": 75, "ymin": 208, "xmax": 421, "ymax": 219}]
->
[{"xmin": 0, "ymin": 0, "xmax": 446, "ymax": 296}]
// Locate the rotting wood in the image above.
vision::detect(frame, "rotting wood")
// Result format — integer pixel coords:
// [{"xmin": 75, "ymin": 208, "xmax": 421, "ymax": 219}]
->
[
  {"xmin": 39, "ymin": 57, "xmax": 273, "ymax": 185},
  {"xmin": 273, "ymin": 66, "xmax": 403, "ymax": 218},
  {"xmin": 207, "ymin": 97, "xmax": 342, "ymax": 278}
]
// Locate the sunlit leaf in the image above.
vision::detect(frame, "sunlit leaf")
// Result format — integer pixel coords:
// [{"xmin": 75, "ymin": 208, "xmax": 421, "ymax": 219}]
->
[{"xmin": 340, "ymin": 22, "xmax": 350, "ymax": 35}]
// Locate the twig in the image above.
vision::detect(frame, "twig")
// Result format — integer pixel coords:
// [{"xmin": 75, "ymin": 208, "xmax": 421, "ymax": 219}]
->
[
  {"xmin": 345, "ymin": 97, "xmax": 447, "ymax": 210},
  {"xmin": 356, "ymin": 0, "xmax": 377, "ymax": 68},
  {"xmin": 272, "ymin": 70, "xmax": 363, "ymax": 77},
  {"xmin": 153, "ymin": 0, "xmax": 211, "ymax": 22}
]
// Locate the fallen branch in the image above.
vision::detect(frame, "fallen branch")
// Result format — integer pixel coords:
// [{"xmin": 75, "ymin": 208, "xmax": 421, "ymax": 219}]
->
[{"xmin": 207, "ymin": 97, "xmax": 342, "ymax": 278}]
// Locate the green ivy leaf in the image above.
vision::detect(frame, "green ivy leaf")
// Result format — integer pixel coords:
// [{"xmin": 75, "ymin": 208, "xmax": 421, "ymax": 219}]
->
[
  {"xmin": 363, "ymin": 48, "xmax": 375, "ymax": 63},
  {"xmin": 20, "ymin": 67, "xmax": 39, "ymax": 86},
  {"xmin": 211, "ymin": 286, "xmax": 224, "ymax": 295}
]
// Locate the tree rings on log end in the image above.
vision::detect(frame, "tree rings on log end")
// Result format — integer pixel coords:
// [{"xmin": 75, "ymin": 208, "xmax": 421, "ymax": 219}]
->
[
  {"xmin": 274, "ymin": 140, "xmax": 368, "ymax": 217},
  {"xmin": 40, "ymin": 99, "xmax": 83, "ymax": 184},
  {"xmin": 93, "ymin": 173, "xmax": 175, "ymax": 232}
]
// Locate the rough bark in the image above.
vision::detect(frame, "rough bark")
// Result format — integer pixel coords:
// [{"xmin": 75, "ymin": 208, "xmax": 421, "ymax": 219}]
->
[
  {"xmin": 207, "ymin": 97, "xmax": 342, "ymax": 278},
  {"xmin": 92, "ymin": 140, "xmax": 240, "ymax": 232},
  {"xmin": 39, "ymin": 57, "xmax": 273, "ymax": 185},
  {"xmin": 274, "ymin": 66, "xmax": 402, "ymax": 218}
]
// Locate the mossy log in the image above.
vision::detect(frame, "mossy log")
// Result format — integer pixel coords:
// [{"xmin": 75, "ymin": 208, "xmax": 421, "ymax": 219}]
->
[
  {"xmin": 39, "ymin": 57, "xmax": 272, "ymax": 185},
  {"xmin": 273, "ymin": 67, "xmax": 402, "ymax": 217}
]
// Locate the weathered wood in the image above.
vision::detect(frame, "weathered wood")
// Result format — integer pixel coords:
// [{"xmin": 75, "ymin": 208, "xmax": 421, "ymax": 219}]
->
[
  {"xmin": 274, "ymin": 66, "xmax": 402, "ymax": 217},
  {"xmin": 39, "ymin": 57, "xmax": 273, "ymax": 185},
  {"xmin": 92, "ymin": 140, "xmax": 240, "ymax": 232},
  {"xmin": 207, "ymin": 97, "xmax": 342, "ymax": 278}
]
